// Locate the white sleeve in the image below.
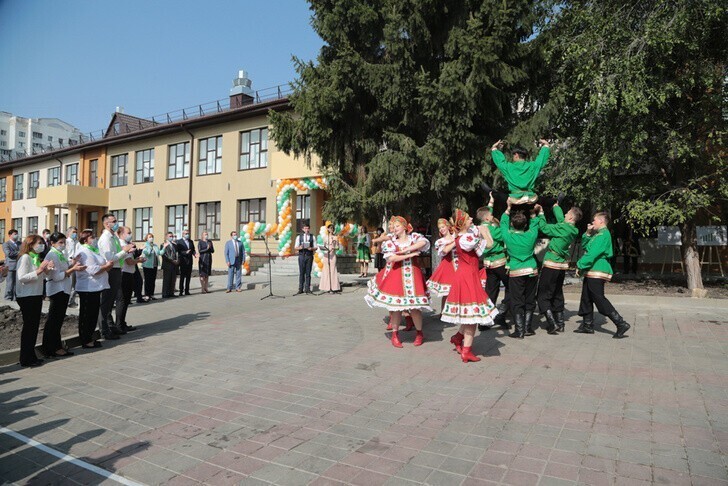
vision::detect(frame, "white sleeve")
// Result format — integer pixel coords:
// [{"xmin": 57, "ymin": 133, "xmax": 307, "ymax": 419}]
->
[
  {"xmin": 44, "ymin": 253, "xmax": 65, "ymax": 282},
  {"xmin": 459, "ymin": 233, "xmax": 480, "ymax": 252},
  {"xmin": 411, "ymin": 233, "xmax": 431, "ymax": 253},
  {"xmin": 434, "ymin": 237, "xmax": 449, "ymax": 257},
  {"xmin": 382, "ymin": 240, "xmax": 397, "ymax": 261}
]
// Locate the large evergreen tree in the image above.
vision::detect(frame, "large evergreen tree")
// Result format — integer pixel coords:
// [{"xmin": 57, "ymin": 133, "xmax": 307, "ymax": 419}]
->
[
  {"xmin": 509, "ymin": 0, "xmax": 727, "ymax": 293},
  {"xmin": 271, "ymin": 0, "xmax": 544, "ymax": 226}
]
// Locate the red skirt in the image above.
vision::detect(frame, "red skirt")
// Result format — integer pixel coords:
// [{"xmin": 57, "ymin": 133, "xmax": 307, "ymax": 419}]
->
[
  {"xmin": 479, "ymin": 267, "xmax": 487, "ymax": 289},
  {"xmin": 442, "ymin": 268, "xmax": 498, "ymax": 325},
  {"xmin": 365, "ymin": 260, "xmax": 431, "ymax": 312},
  {"xmin": 427, "ymin": 257, "xmax": 457, "ymax": 296}
]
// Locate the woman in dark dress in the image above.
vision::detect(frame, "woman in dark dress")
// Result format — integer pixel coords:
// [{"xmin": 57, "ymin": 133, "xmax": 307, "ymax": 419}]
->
[{"xmin": 197, "ymin": 231, "xmax": 214, "ymax": 293}]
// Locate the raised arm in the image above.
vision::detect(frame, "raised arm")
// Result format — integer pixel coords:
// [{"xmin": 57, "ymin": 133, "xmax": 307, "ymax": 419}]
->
[
  {"xmin": 553, "ymin": 204, "xmax": 565, "ymax": 223},
  {"xmin": 534, "ymin": 143, "xmax": 551, "ymax": 171},
  {"xmin": 577, "ymin": 232, "xmax": 609, "ymax": 270}
]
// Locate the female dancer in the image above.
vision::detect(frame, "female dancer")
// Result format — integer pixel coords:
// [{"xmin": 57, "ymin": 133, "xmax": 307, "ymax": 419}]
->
[
  {"xmin": 198, "ymin": 231, "xmax": 214, "ymax": 293},
  {"xmin": 319, "ymin": 222, "xmax": 341, "ymax": 292},
  {"xmin": 365, "ymin": 216, "xmax": 431, "ymax": 347},
  {"xmin": 443, "ymin": 210, "xmax": 499, "ymax": 363},
  {"xmin": 427, "ymin": 219, "xmax": 458, "ymax": 313}
]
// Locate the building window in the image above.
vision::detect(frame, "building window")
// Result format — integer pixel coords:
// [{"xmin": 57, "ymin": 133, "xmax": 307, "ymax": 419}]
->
[
  {"xmin": 27, "ymin": 217, "xmax": 38, "ymax": 235},
  {"xmin": 135, "ymin": 148, "xmax": 154, "ymax": 183},
  {"xmin": 0, "ymin": 141, "xmax": 6, "ymax": 147},
  {"xmin": 168, "ymin": 142, "xmax": 190, "ymax": 179},
  {"xmin": 32, "ymin": 131, "xmax": 42, "ymax": 140},
  {"xmin": 47, "ymin": 135, "xmax": 53, "ymax": 142},
  {"xmin": 13, "ymin": 175, "xmax": 23, "ymax": 200},
  {"xmin": 58, "ymin": 138, "xmax": 64, "ymax": 145},
  {"xmin": 0, "ymin": 178, "xmax": 5, "ymax": 202},
  {"xmin": 28, "ymin": 171, "xmax": 39, "ymax": 198},
  {"xmin": 134, "ymin": 207, "xmax": 153, "ymax": 241},
  {"xmin": 62, "ymin": 214, "xmax": 68, "ymax": 231},
  {"xmin": 111, "ymin": 154, "xmax": 128, "ymax": 187},
  {"xmin": 111, "ymin": 209, "xmax": 126, "ymax": 228},
  {"xmin": 167, "ymin": 205, "xmax": 188, "ymax": 238},
  {"xmin": 18, "ymin": 142, "xmax": 25, "ymax": 148},
  {"xmin": 198, "ymin": 136, "xmax": 222, "ymax": 175},
  {"xmin": 239, "ymin": 128, "xmax": 268, "ymax": 170},
  {"xmin": 0, "ymin": 220, "xmax": 5, "ymax": 243},
  {"xmin": 47, "ymin": 167, "xmax": 61, "ymax": 187},
  {"xmin": 295, "ymin": 194, "xmax": 311, "ymax": 232},
  {"xmin": 197, "ymin": 202, "xmax": 220, "ymax": 239},
  {"xmin": 89, "ymin": 159, "xmax": 98, "ymax": 187},
  {"xmin": 19, "ymin": 131, "xmax": 26, "ymax": 137},
  {"xmin": 12, "ymin": 218, "xmax": 22, "ymax": 237},
  {"xmin": 0, "ymin": 130, "xmax": 6, "ymax": 135},
  {"xmin": 53, "ymin": 214, "xmax": 59, "ymax": 232},
  {"xmin": 65, "ymin": 163, "xmax": 79, "ymax": 185},
  {"xmin": 88, "ymin": 211, "xmax": 99, "ymax": 234},
  {"xmin": 239, "ymin": 198, "xmax": 266, "ymax": 227}
]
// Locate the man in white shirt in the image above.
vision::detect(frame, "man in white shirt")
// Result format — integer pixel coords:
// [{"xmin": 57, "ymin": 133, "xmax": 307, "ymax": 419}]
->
[
  {"xmin": 65, "ymin": 226, "xmax": 79, "ymax": 307},
  {"xmin": 98, "ymin": 214, "xmax": 134, "ymax": 339},
  {"xmin": 294, "ymin": 224, "xmax": 315, "ymax": 295}
]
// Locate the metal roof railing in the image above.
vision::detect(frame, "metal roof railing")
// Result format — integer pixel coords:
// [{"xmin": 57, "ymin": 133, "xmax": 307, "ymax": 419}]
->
[{"xmin": 0, "ymin": 83, "xmax": 293, "ymax": 164}]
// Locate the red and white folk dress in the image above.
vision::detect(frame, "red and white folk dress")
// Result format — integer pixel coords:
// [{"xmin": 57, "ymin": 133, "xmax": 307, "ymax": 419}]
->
[
  {"xmin": 365, "ymin": 233, "xmax": 432, "ymax": 312},
  {"xmin": 441, "ymin": 232, "xmax": 499, "ymax": 325},
  {"xmin": 427, "ymin": 237, "xmax": 458, "ymax": 296}
]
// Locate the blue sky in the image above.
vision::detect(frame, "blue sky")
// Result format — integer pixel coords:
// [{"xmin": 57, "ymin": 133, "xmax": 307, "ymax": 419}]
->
[{"xmin": 0, "ymin": 0, "xmax": 323, "ymax": 133}]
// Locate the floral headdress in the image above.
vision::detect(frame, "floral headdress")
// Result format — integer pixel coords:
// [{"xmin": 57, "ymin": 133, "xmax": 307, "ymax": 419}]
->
[
  {"xmin": 389, "ymin": 216, "xmax": 413, "ymax": 234},
  {"xmin": 450, "ymin": 209, "xmax": 470, "ymax": 233}
]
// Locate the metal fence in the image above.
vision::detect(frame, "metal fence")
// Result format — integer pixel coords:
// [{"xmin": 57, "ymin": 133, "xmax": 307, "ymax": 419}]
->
[{"xmin": 0, "ymin": 83, "xmax": 293, "ymax": 163}]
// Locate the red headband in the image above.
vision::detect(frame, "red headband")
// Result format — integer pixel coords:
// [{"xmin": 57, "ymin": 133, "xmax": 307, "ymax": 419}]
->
[{"xmin": 390, "ymin": 216, "xmax": 413, "ymax": 234}]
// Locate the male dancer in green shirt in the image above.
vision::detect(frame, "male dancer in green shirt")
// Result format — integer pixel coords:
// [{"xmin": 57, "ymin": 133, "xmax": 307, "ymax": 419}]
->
[
  {"xmin": 476, "ymin": 192, "xmax": 509, "ymax": 331},
  {"xmin": 500, "ymin": 201, "xmax": 544, "ymax": 338},
  {"xmin": 574, "ymin": 212, "xmax": 631, "ymax": 338},
  {"xmin": 490, "ymin": 139, "xmax": 551, "ymax": 205},
  {"xmin": 537, "ymin": 202, "xmax": 582, "ymax": 334}
]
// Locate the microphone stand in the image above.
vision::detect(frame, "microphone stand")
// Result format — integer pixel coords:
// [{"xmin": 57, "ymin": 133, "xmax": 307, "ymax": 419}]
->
[{"xmin": 260, "ymin": 236, "xmax": 284, "ymax": 301}]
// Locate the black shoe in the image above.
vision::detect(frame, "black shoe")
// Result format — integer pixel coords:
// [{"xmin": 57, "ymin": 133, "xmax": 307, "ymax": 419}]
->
[
  {"xmin": 20, "ymin": 360, "xmax": 43, "ymax": 368},
  {"xmin": 112, "ymin": 326, "xmax": 126, "ymax": 335},
  {"xmin": 608, "ymin": 311, "xmax": 631, "ymax": 338},
  {"xmin": 82, "ymin": 342, "xmax": 103, "ymax": 349},
  {"xmin": 185, "ymin": 291, "xmax": 191, "ymax": 296},
  {"xmin": 478, "ymin": 324, "xmax": 490, "ymax": 332},
  {"xmin": 294, "ymin": 290, "xmax": 304, "ymax": 295},
  {"xmin": 103, "ymin": 333, "xmax": 121, "ymax": 340},
  {"xmin": 122, "ymin": 325, "xmax": 137, "ymax": 332},
  {"xmin": 545, "ymin": 310, "xmax": 559, "ymax": 335},
  {"xmin": 574, "ymin": 313, "xmax": 595, "ymax": 334},
  {"xmin": 554, "ymin": 311, "xmax": 565, "ymax": 332},
  {"xmin": 494, "ymin": 309, "xmax": 510, "ymax": 329},
  {"xmin": 481, "ymin": 182, "xmax": 493, "ymax": 194},
  {"xmin": 524, "ymin": 311, "xmax": 536, "ymax": 336},
  {"xmin": 305, "ymin": 290, "xmax": 313, "ymax": 294},
  {"xmin": 178, "ymin": 292, "xmax": 184, "ymax": 297},
  {"xmin": 509, "ymin": 313, "xmax": 525, "ymax": 339}
]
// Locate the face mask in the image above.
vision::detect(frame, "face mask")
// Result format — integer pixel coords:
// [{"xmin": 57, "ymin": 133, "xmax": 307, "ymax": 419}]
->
[
  {"xmin": 11, "ymin": 234, "xmax": 18, "ymax": 241},
  {"xmin": 232, "ymin": 235, "xmax": 238, "ymax": 240},
  {"xmin": 111, "ymin": 222, "xmax": 119, "ymax": 232},
  {"xmin": 56, "ymin": 244, "xmax": 66, "ymax": 252},
  {"xmin": 124, "ymin": 235, "xmax": 132, "ymax": 243},
  {"xmin": 88, "ymin": 239, "xmax": 97, "ymax": 247},
  {"xmin": 147, "ymin": 238, "xmax": 154, "ymax": 243},
  {"xmin": 183, "ymin": 234, "xmax": 189, "ymax": 240},
  {"xmin": 33, "ymin": 244, "xmax": 45, "ymax": 254},
  {"xmin": 70, "ymin": 233, "xmax": 77, "ymax": 240},
  {"xmin": 168, "ymin": 237, "xmax": 174, "ymax": 243},
  {"xmin": 43, "ymin": 234, "xmax": 50, "ymax": 240}
]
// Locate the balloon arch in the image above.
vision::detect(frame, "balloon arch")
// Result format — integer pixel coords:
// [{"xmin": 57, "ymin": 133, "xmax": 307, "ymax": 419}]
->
[{"xmin": 239, "ymin": 177, "xmax": 361, "ymax": 277}]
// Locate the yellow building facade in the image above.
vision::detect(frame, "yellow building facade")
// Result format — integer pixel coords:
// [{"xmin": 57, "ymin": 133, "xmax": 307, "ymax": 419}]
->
[{"xmin": 0, "ymin": 96, "xmax": 326, "ymax": 269}]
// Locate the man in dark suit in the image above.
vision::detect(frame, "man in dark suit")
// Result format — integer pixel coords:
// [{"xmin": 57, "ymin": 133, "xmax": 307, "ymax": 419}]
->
[
  {"xmin": 224, "ymin": 231, "xmax": 245, "ymax": 293},
  {"xmin": 3, "ymin": 229, "xmax": 20, "ymax": 300},
  {"xmin": 161, "ymin": 232, "xmax": 179, "ymax": 298},
  {"xmin": 176, "ymin": 228, "xmax": 196, "ymax": 296},
  {"xmin": 294, "ymin": 224, "xmax": 315, "ymax": 294}
]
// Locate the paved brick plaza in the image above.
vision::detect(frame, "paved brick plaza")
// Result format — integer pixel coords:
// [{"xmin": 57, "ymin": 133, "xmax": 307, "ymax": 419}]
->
[{"xmin": 1, "ymin": 275, "xmax": 727, "ymax": 485}]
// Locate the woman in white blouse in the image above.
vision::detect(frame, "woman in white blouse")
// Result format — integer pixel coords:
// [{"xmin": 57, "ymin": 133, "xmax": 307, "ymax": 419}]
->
[
  {"xmin": 74, "ymin": 229, "xmax": 114, "ymax": 348},
  {"xmin": 16, "ymin": 235, "xmax": 54, "ymax": 367},
  {"xmin": 42, "ymin": 232, "xmax": 86, "ymax": 358}
]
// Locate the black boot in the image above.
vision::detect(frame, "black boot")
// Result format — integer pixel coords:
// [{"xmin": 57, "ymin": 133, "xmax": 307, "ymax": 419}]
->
[
  {"xmin": 573, "ymin": 313, "xmax": 594, "ymax": 334},
  {"xmin": 608, "ymin": 311, "xmax": 631, "ymax": 338},
  {"xmin": 478, "ymin": 324, "xmax": 490, "ymax": 332},
  {"xmin": 524, "ymin": 311, "xmax": 536, "ymax": 336},
  {"xmin": 481, "ymin": 182, "xmax": 493, "ymax": 194},
  {"xmin": 554, "ymin": 311, "xmax": 565, "ymax": 332},
  {"xmin": 545, "ymin": 310, "xmax": 558, "ymax": 335},
  {"xmin": 494, "ymin": 305, "xmax": 510, "ymax": 329},
  {"xmin": 509, "ymin": 313, "xmax": 525, "ymax": 339}
]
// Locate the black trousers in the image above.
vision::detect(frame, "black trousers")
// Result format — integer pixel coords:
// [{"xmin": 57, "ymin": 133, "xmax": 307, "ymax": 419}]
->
[
  {"xmin": 133, "ymin": 266, "xmax": 143, "ymax": 301},
  {"xmin": 143, "ymin": 267, "xmax": 157, "ymax": 297},
  {"xmin": 537, "ymin": 267, "xmax": 566, "ymax": 313},
  {"xmin": 17, "ymin": 295, "xmax": 43, "ymax": 365},
  {"xmin": 100, "ymin": 268, "xmax": 121, "ymax": 333},
  {"xmin": 116, "ymin": 272, "xmax": 134, "ymax": 328},
  {"xmin": 43, "ymin": 292, "xmax": 70, "ymax": 354},
  {"xmin": 78, "ymin": 291, "xmax": 101, "ymax": 344},
  {"xmin": 509, "ymin": 275, "xmax": 538, "ymax": 316},
  {"xmin": 298, "ymin": 252, "xmax": 313, "ymax": 291},
  {"xmin": 179, "ymin": 263, "xmax": 192, "ymax": 293},
  {"xmin": 578, "ymin": 277, "xmax": 616, "ymax": 317},
  {"xmin": 485, "ymin": 265, "xmax": 509, "ymax": 307},
  {"xmin": 161, "ymin": 265, "xmax": 177, "ymax": 297}
]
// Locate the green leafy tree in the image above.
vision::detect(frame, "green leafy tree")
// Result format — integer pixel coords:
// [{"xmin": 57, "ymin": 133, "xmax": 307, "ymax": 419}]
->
[
  {"xmin": 510, "ymin": 0, "xmax": 727, "ymax": 293},
  {"xmin": 271, "ymin": 0, "xmax": 545, "ymax": 228}
]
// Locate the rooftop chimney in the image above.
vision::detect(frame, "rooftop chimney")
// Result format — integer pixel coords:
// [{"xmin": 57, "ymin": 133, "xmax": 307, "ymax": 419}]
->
[
  {"xmin": 230, "ymin": 70, "xmax": 254, "ymax": 109},
  {"xmin": 115, "ymin": 106, "xmax": 124, "ymax": 113}
]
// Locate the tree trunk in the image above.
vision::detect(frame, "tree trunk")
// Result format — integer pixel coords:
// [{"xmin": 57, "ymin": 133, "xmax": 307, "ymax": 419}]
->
[{"xmin": 680, "ymin": 221, "xmax": 705, "ymax": 296}]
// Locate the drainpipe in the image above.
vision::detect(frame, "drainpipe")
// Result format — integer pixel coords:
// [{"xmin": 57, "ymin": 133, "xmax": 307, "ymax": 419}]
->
[{"xmin": 180, "ymin": 124, "xmax": 195, "ymax": 234}]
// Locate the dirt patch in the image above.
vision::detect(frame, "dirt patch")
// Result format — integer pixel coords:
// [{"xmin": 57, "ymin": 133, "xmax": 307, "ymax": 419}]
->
[
  {"xmin": 563, "ymin": 275, "xmax": 728, "ymax": 299},
  {"xmin": 0, "ymin": 306, "xmax": 79, "ymax": 352}
]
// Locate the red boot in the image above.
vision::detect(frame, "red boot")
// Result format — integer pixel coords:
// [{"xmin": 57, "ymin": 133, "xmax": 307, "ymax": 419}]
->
[
  {"xmin": 413, "ymin": 330, "xmax": 424, "ymax": 346},
  {"xmin": 391, "ymin": 331, "xmax": 403, "ymax": 348},
  {"xmin": 461, "ymin": 346, "xmax": 481, "ymax": 363},
  {"xmin": 450, "ymin": 332, "xmax": 464, "ymax": 353},
  {"xmin": 384, "ymin": 316, "xmax": 392, "ymax": 331},
  {"xmin": 404, "ymin": 315, "xmax": 415, "ymax": 331}
]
